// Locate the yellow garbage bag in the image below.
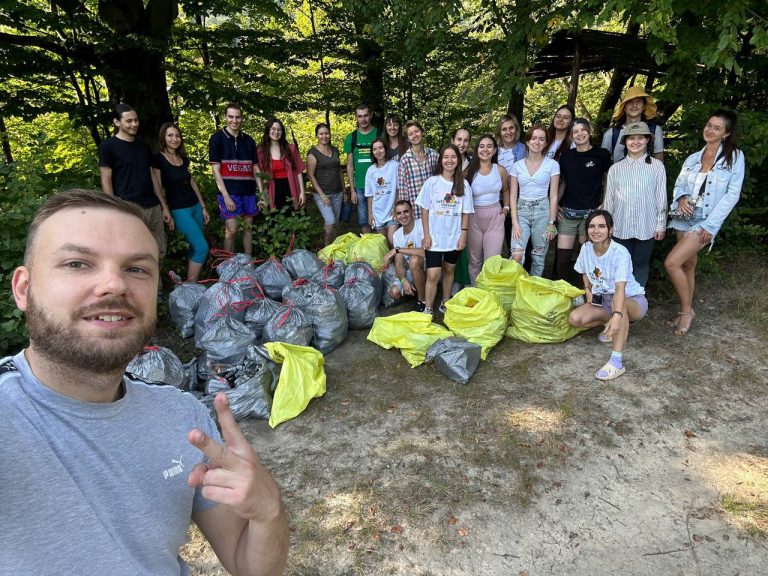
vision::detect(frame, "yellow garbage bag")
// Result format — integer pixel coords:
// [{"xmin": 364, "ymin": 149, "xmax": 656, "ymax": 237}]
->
[
  {"xmin": 368, "ymin": 312, "xmax": 453, "ymax": 367},
  {"xmin": 475, "ymin": 255, "xmax": 528, "ymax": 316},
  {"xmin": 317, "ymin": 232, "xmax": 359, "ymax": 263},
  {"xmin": 264, "ymin": 342, "xmax": 326, "ymax": 428},
  {"xmin": 346, "ymin": 233, "xmax": 389, "ymax": 270},
  {"xmin": 444, "ymin": 287, "xmax": 507, "ymax": 360},
  {"xmin": 506, "ymin": 276, "xmax": 585, "ymax": 343}
]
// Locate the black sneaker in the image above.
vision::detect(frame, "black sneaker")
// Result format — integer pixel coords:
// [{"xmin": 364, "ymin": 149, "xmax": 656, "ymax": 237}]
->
[{"xmin": 413, "ymin": 300, "xmax": 426, "ymax": 313}]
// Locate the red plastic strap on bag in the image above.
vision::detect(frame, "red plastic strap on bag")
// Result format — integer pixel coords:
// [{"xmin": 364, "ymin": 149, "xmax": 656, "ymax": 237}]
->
[
  {"xmin": 292, "ymin": 278, "xmax": 309, "ymax": 287},
  {"xmin": 275, "ymin": 304, "xmax": 294, "ymax": 329},
  {"xmin": 143, "ymin": 345, "xmax": 161, "ymax": 351}
]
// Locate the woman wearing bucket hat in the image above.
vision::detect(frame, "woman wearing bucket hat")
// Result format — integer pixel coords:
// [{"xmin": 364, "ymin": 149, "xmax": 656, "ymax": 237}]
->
[
  {"xmin": 663, "ymin": 109, "xmax": 745, "ymax": 337},
  {"xmin": 602, "ymin": 86, "xmax": 664, "ymax": 163},
  {"xmin": 603, "ymin": 121, "xmax": 667, "ymax": 287}
]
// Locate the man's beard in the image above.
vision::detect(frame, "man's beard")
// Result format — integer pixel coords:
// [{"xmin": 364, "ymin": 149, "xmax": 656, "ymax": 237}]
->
[{"xmin": 25, "ymin": 291, "xmax": 156, "ymax": 373}]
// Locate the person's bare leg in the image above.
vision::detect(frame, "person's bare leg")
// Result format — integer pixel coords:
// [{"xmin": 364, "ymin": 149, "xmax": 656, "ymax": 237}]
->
[
  {"xmin": 223, "ymin": 218, "xmax": 237, "ymax": 253},
  {"xmin": 440, "ymin": 261, "xmax": 456, "ymax": 306},
  {"xmin": 242, "ymin": 216, "xmax": 254, "ymax": 256},
  {"xmin": 568, "ymin": 304, "xmax": 610, "ymax": 330},
  {"xmin": 664, "ymin": 232, "xmax": 701, "ymax": 332},
  {"xmin": 409, "ymin": 256, "xmax": 426, "ymax": 302},
  {"xmin": 187, "ymin": 261, "xmax": 203, "ymax": 283},
  {"xmin": 424, "ymin": 267, "xmax": 441, "ymax": 311}
]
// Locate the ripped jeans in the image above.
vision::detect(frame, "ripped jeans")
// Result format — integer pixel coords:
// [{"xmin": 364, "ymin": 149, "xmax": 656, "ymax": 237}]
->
[{"xmin": 511, "ymin": 197, "xmax": 550, "ymax": 277}]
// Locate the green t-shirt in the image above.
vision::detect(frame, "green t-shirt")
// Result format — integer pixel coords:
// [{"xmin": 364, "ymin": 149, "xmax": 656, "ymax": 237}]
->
[{"xmin": 343, "ymin": 128, "xmax": 379, "ymax": 189}]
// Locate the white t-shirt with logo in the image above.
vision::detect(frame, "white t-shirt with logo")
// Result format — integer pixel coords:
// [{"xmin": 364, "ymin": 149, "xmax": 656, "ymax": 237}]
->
[
  {"xmin": 416, "ymin": 175, "xmax": 474, "ymax": 252},
  {"xmin": 393, "ymin": 219, "xmax": 424, "ymax": 250},
  {"xmin": 364, "ymin": 160, "xmax": 398, "ymax": 227},
  {"xmin": 574, "ymin": 240, "xmax": 644, "ymax": 296}
]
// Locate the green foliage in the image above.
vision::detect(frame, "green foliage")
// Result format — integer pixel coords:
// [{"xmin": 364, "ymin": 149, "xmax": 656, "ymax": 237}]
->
[
  {"xmin": 0, "ymin": 164, "xmax": 48, "ymax": 356},
  {"xmin": 251, "ymin": 205, "xmax": 325, "ymax": 259}
]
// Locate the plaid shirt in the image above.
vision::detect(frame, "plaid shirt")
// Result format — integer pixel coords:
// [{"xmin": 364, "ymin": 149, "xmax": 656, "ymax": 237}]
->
[{"xmin": 397, "ymin": 147, "xmax": 438, "ymax": 219}]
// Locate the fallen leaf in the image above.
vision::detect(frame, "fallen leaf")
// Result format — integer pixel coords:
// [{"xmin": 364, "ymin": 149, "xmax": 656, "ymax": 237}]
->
[
  {"xmin": 372, "ymin": 532, "xmax": 381, "ymax": 542},
  {"xmin": 684, "ymin": 430, "xmax": 697, "ymax": 438},
  {"xmin": 458, "ymin": 526, "xmax": 469, "ymax": 537},
  {"xmin": 368, "ymin": 506, "xmax": 378, "ymax": 517},
  {"xmin": 692, "ymin": 534, "xmax": 704, "ymax": 543},
  {"xmin": 448, "ymin": 514, "xmax": 458, "ymax": 525},
  {"xmin": 390, "ymin": 525, "xmax": 403, "ymax": 534},
  {"xmin": 340, "ymin": 400, "xmax": 349, "ymax": 406}
]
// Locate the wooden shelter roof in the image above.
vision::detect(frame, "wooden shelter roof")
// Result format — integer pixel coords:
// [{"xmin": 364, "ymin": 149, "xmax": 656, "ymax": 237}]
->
[{"xmin": 530, "ymin": 29, "xmax": 669, "ymax": 81}]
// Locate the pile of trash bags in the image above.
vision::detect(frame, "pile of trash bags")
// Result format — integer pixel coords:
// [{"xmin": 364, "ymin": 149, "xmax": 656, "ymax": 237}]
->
[
  {"xmin": 157, "ymin": 238, "xmax": 399, "ymax": 423},
  {"xmin": 368, "ymin": 257, "xmax": 585, "ymax": 384},
  {"xmin": 157, "ymin": 239, "xmax": 586, "ymax": 417}
]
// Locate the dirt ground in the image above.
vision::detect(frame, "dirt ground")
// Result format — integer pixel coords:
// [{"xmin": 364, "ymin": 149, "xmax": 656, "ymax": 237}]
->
[{"xmin": 178, "ymin": 256, "xmax": 767, "ymax": 576}]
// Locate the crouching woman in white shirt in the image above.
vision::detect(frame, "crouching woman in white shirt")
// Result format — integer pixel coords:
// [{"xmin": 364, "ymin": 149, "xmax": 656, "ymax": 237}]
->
[
  {"xmin": 416, "ymin": 144, "xmax": 474, "ymax": 315},
  {"xmin": 569, "ymin": 210, "xmax": 648, "ymax": 381}
]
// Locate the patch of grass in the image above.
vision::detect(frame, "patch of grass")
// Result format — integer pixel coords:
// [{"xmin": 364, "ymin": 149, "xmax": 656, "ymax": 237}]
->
[{"xmin": 721, "ymin": 494, "xmax": 768, "ymax": 537}]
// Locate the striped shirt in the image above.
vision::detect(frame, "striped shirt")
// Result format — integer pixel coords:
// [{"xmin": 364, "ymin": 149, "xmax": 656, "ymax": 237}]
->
[
  {"xmin": 603, "ymin": 156, "xmax": 667, "ymax": 240},
  {"xmin": 397, "ymin": 147, "xmax": 438, "ymax": 219}
]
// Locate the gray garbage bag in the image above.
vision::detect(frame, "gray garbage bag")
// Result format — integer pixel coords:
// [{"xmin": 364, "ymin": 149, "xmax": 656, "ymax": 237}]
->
[
  {"xmin": 244, "ymin": 287, "xmax": 281, "ymax": 342},
  {"xmin": 425, "ymin": 337, "xmax": 482, "ymax": 385},
  {"xmin": 339, "ymin": 278, "xmax": 378, "ymax": 329},
  {"xmin": 262, "ymin": 303, "xmax": 314, "ymax": 346},
  {"xmin": 181, "ymin": 357, "xmax": 203, "ymax": 392},
  {"xmin": 168, "ymin": 272, "xmax": 207, "ymax": 338},
  {"xmin": 193, "ymin": 281, "xmax": 247, "ymax": 347},
  {"xmin": 307, "ymin": 284, "xmax": 348, "ymax": 354},
  {"xmin": 281, "ymin": 278, "xmax": 320, "ymax": 308},
  {"xmin": 380, "ymin": 264, "xmax": 401, "ymax": 308},
  {"xmin": 344, "ymin": 261, "xmax": 382, "ymax": 302},
  {"xmin": 310, "ymin": 260, "xmax": 346, "ymax": 288},
  {"xmin": 216, "ymin": 252, "xmax": 257, "ymax": 282},
  {"xmin": 283, "ymin": 249, "xmax": 323, "ymax": 279},
  {"xmin": 126, "ymin": 346, "xmax": 185, "ymax": 388},
  {"xmin": 201, "ymin": 346, "xmax": 280, "ymax": 421},
  {"xmin": 254, "ymin": 257, "xmax": 292, "ymax": 300},
  {"xmin": 199, "ymin": 314, "xmax": 255, "ymax": 367}
]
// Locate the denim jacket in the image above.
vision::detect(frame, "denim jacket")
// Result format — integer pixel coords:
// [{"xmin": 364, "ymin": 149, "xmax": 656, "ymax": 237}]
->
[{"xmin": 670, "ymin": 145, "xmax": 745, "ymax": 237}]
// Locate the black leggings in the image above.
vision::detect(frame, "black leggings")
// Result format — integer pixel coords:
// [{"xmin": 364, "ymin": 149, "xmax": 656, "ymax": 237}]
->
[
  {"xmin": 613, "ymin": 237, "xmax": 656, "ymax": 287},
  {"xmin": 273, "ymin": 178, "xmax": 291, "ymax": 210}
]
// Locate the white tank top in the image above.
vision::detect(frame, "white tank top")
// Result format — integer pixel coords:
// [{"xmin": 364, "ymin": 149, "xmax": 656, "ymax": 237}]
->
[{"xmin": 471, "ymin": 164, "xmax": 502, "ymax": 207}]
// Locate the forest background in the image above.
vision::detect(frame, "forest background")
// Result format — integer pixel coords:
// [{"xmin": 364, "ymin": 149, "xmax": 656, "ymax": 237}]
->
[{"xmin": 1, "ymin": 0, "xmax": 767, "ymax": 356}]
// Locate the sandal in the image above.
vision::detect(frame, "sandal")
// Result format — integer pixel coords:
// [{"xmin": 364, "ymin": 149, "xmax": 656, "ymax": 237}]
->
[
  {"xmin": 665, "ymin": 309, "xmax": 695, "ymax": 328},
  {"xmin": 673, "ymin": 310, "xmax": 695, "ymax": 337},
  {"xmin": 596, "ymin": 362, "xmax": 626, "ymax": 381}
]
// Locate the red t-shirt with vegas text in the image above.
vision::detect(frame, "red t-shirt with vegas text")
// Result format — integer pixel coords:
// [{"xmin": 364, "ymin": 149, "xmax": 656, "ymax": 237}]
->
[{"xmin": 208, "ymin": 128, "xmax": 257, "ymax": 196}]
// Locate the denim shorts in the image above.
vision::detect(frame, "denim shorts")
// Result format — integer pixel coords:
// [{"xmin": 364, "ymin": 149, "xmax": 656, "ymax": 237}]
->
[
  {"xmin": 668, "ymin": 207, "xmax": 706, "ymax": 233},
  {"xmin": 600, "ymin": 293, "xmax": 648, "ymax": 320}
]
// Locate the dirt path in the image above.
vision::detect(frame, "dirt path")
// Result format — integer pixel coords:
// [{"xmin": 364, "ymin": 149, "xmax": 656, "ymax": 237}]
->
[{"xmin": 181, "ymin": 269, "xmax": 768, "ymax": 575}]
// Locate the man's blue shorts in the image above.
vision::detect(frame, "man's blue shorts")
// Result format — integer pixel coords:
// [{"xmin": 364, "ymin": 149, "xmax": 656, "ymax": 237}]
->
[{"xmin": 218, "ymin": 193, "xmax": 258, "ymax": 220}]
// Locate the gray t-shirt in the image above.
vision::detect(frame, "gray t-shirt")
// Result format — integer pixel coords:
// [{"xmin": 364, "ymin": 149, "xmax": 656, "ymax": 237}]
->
[{"xmin": 0, "ymin": 351, "xmax": 220, "ymax": 575}]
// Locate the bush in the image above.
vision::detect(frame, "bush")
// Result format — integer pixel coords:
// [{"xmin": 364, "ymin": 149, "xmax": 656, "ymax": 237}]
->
[{"xmin": 0, "ymin": 164, "xmax": 48, "ymax": 355}]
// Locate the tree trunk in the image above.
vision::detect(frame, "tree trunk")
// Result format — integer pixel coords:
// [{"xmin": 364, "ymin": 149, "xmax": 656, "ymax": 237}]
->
[
  {"xmin": 596, "ymin": 23, "xmax": 641, "ymax": 135},
  {"xmin": 353, "ymin": 21, "xmax": 385, "ymax": 126},
  {"xmin": 0, "ymin": 115, "xmax": 12, "ymax": 164},
  {"xmin": 506, "ymin": 87, "xmax": 524, "ymax": 125},
  {"xmin": 102, "ymin": 49, "xmax": 174, "ymax": 149},
  {"xmin": 98, "ymin": 0, "xmax": 177, "ymax": 149},
  {"xmin": 567, "ymin": 42, "xmax": 581, "ymax": 109}
]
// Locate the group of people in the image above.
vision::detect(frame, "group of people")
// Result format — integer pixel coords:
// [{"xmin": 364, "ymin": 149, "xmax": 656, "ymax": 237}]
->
[
  {"xmin": 97, "ymin": 93, "xmax": 745, "ymax": 378},
  {"xmin": 1, "ymin": 86, "xmax": 746, "ymax": 573}
]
